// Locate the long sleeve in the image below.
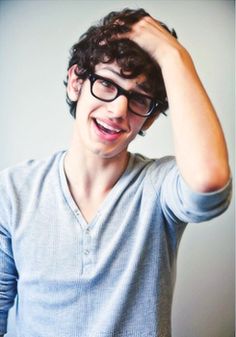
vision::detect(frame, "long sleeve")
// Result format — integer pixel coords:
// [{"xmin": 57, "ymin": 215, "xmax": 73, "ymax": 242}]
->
[
  {"xmin": 154, "ymin": 157, "xmax": 232, "ymax": 224},
  {"xmin": 0, "ymin": 174, "xmax": 18, "ymax": 335}
]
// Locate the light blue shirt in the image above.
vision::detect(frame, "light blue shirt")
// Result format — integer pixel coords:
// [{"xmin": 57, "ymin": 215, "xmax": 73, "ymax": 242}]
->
[{"xmin": 0, "ymin": 151, "xmax": 232, "ymax": 337}]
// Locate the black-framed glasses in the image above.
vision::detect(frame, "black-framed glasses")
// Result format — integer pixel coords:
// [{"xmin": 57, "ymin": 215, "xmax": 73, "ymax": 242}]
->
[{"xmin": 88, "ymin": 73, "xmax": 162, "ymax": 117}]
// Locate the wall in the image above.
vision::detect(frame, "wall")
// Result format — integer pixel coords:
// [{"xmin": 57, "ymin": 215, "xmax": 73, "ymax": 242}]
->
[{"xmin": 0, "ymin": 1, "xmax": 234, "ymax": 336}]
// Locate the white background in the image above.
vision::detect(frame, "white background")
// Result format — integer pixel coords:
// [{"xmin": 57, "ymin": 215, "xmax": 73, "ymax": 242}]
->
[{"xmin": 0, "ymin": 1, "xmax": 234, "ymax": 336}]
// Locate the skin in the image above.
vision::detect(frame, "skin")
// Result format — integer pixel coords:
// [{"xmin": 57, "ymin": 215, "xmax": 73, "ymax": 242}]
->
[
  {"xmin": 0, "ymin": 15, "xmax": 231, "ymax": 337},
  {"xmin": 64, "ymin": 16, "xmax": 230, "ymax": 223},
  {"xmin": 65, "ymin": 62, "xmax": 156, "ymax": 222},
  {"xmin": 125, "ymin": 16, "xmax": 230, "ymax": 192}
]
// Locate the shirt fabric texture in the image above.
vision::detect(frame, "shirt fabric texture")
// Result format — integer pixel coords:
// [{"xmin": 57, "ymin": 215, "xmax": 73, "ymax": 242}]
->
[{"xmin": 0, "ymin": 150, "xmax": 232, "ymax": 337}]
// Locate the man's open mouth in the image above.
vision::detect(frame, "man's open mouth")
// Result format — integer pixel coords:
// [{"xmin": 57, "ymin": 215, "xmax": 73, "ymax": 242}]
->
[{"xmin": 94, "ymin": 119, "xmax": 123, "ymax": 135}]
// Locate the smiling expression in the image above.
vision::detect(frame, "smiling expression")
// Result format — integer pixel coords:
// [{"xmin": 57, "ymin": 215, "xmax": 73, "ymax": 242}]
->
[{"xmin": 67, "ymin": 62, "xmax": 157, "ymax": 161}]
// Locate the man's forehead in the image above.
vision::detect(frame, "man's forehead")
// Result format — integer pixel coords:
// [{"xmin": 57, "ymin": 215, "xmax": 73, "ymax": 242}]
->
[{"xmin": 95, "ymin": 63, "xmax": 151, "ymax": 92}]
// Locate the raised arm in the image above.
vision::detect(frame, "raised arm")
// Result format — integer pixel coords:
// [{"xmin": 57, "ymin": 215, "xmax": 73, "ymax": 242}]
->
[{"xmin": 127, "ymin": 16, "xmax": 230, "ymax": 192}]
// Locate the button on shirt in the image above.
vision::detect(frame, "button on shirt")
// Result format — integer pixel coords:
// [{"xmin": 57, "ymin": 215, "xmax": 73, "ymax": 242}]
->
[{"xmin": 0, "ymin": 151, "xmax": 232, "ymax": 337}]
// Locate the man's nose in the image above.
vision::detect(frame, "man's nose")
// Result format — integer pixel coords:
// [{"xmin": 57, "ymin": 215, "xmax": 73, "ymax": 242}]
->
[{"xmin": 106, "ymin": 95, "xmax": 129, "ymax": 119}]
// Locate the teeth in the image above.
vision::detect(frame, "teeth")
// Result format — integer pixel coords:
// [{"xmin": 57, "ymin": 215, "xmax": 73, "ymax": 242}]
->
[{"xmin": 96, "ymin": 119, "xmax": 121, "ymax": 133}]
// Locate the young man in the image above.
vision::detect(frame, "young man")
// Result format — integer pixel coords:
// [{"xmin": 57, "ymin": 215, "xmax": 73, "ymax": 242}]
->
[{"xmin": 0, "ymin": 8, "xmax": 232, "ymax": 337}]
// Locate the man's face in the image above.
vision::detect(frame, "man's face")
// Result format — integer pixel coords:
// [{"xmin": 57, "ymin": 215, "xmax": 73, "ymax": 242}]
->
[{"xmin": 68, "ymin": 62, "xmax": 156, "ymax": 160}]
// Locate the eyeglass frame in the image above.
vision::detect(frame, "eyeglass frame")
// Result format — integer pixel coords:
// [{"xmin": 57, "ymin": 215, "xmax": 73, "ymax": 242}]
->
[{"xmin": 87, "ymin": 73, "xmax": 164, "ymax": 117}]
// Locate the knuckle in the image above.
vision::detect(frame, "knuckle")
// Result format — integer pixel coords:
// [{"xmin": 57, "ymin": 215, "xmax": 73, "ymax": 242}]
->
[
  {"xmin": 135, "ymin": 16, "xmax": 152, "ymax": 30},
  {"xmin": 139, "ymin": 16, "xmax": 148, "ymax": 25},
  {"xmin": 134, "ymin": 17, "xmax": 147, "ymax": 31}
]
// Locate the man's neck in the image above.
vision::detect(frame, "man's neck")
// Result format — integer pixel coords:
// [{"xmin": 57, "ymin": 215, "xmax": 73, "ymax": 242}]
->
[
  {"xmin": 64, "ymin": 145, "xmax": 130, "ymax": 199},
  {"xmin": 63, "ymin": 143, "xmax": 130, "ymax": 223}
]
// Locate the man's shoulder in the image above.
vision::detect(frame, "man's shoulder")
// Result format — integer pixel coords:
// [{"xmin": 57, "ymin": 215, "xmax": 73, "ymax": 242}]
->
[
  {"xmin": 131, "ymin": 153, "xmax": 178, "ymax": 191},
  {"xmin": 0, "ymin": 150, "xmax": 65, "ymax": 189},
  {"xmin": 132, "ymin": 152, "xmax": 176, "ymax": 171}
]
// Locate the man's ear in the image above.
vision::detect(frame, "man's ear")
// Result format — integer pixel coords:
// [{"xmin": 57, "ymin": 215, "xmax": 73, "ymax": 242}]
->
[
  {"xmin": 141, "ymin": 111, "xmax": 160, "ymax": 132},
  {"xmin": 67, "ymin": 64, "xmax": 83, "ymax": 101}
]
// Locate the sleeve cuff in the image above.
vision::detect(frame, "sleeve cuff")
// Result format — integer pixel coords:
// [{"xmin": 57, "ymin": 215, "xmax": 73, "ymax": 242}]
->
[
  {"xmin": 178, "ymin": 175, "xmax": 233, "ymax": 222},
  {"xmin": 0, "ymin": 311, "xmax": 8, "ymax": 335}
]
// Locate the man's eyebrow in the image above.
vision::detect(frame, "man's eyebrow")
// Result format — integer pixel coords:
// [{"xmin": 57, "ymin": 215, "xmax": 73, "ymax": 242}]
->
[
  {"xmin": 101, "ymin": 67, "xmax": 151, "ymax": 94},
  {"xmin": 136, "ymin": 81, "xmax": 151, "ymax": 93}
]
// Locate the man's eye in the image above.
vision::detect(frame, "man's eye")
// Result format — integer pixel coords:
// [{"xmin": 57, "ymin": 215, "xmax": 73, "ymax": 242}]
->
[
  {"xmin": 98, "ymin": 79, "xmax": 115, "ymax": 90},
  {"xmin": 132, "ymin": 95, "xmax": 148, "ymax": 106}
]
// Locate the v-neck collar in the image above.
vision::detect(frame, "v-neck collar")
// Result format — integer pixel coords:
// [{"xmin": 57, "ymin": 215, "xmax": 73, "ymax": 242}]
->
[{"xmin": 58, "ymin": 150, "xmax": 135, "ymax": 229}]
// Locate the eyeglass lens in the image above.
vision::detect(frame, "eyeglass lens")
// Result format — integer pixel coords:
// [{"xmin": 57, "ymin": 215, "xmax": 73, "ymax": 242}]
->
[{"xmin": 92, "ymin": 76, "xmax": 153, "ymax": 116}]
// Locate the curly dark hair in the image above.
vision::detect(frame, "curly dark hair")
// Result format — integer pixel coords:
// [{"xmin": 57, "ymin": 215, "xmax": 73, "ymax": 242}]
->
[{"xmin": 64, "ymin": 8, "xmax": 177, "ymax": 120}]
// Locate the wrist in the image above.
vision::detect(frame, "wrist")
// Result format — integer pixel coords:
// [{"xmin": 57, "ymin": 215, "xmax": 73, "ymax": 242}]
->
[{"xmin": 157, "ymin": 45, "xmax": 192, "ymax": 71}]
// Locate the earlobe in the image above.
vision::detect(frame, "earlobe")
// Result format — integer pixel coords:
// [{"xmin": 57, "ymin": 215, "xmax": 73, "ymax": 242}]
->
[{"xmin": 67, "ymin": 65, "xmax": 82, "ymax": 101}]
